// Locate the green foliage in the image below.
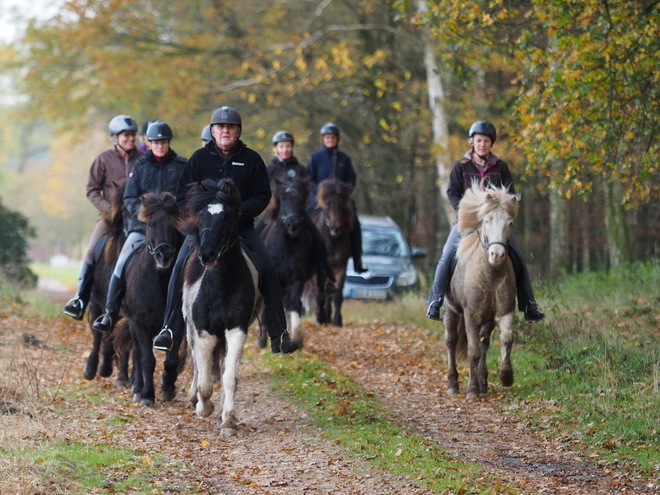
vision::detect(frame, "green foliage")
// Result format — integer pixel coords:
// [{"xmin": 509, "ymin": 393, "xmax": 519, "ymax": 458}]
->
[{"xmin": 0, "ymin": 197, "xmax": 37, "ymax": 286}]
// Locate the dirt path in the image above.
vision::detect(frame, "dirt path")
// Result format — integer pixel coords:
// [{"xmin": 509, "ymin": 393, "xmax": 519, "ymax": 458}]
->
[{"xmin": 3, "ymin": 294, "xmax": 658, "ymax": 494}]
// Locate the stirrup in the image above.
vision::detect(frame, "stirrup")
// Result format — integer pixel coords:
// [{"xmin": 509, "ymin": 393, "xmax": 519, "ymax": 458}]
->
[
  {"xmin": 153, "ymin": 327, "xmax": 174, "ymax": 351},
  {"xmin": 63, "ymin": 297, "xmax": 85, "ymax": 320},
  {"xmin": 426, "ymin": 300, "xmax": 443, "ymax": 321},
  {"xmin": 92, "ymin": 313, "xmax": 113, "ymax": 334}
]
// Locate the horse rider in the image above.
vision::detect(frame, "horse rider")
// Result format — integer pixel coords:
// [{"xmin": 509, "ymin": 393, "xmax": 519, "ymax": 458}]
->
[
  {"xmin": 92, "ymin": 121, "xmax": 187, "ymax": 334},
  {"xmin": 139, "ymin": 120, "xmax": 157, "ymax": 152},
  {"xmin": 153, "ymin": 106, "xmax": 299, "ymax": 355},
  {"xmin": 63, "ymin": 115, "xmax": 144, "ymax": 321},
  {"xmin": 257, "ymin": 130, "xmax": 339, "ymax": 296},
  {"xmin": 201, "ymin": 124, "xmax": 212, "ymax": 146},
  {"xmin": 426, "ymin": 121, "xmax": 545, "ymax": 323},
  {"xmin": 307, "ymin": 122, "xmax": 367, "ymax": 273}
]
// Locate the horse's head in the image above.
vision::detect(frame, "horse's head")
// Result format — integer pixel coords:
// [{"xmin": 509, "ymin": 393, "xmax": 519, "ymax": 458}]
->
[
  {"xmin": 138, "ymin": 192, "xmax": 183, "ymax": 271},
  {"xmin": 275, "ymin": 175, "xmax": 310, "ymax": 237},
  {"xmin": 317, "ymin": 179, "xmax": 354, "ymax": 239},
  {"xmin": 185, "ymin": 179, "xmax": 242, "ymax": 269},
  {"xmin": 458, "ymin": 185, "xmax": 518, "ymax": 267}
]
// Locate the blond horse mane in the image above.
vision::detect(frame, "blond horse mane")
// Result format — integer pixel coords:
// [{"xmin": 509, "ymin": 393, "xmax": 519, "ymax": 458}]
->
[{"xmin": 456, "ymin": 184, "xmax": 519, "ymax": 260}]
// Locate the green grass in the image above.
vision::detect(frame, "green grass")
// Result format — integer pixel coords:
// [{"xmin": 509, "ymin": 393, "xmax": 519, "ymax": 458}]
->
[
  {"xmin": 30, "ymin": 261, "xmax": 80, "ymax": 290},
  {"xmin": 262, "ymin": 353, "xmax": 516, "ymax": 494}
]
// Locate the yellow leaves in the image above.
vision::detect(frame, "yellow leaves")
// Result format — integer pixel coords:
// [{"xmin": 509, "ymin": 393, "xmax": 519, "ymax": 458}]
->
[
  {"xmin": 391, "ymin": 102, "xmax": 402, "ymax": 111},
  {"xmin": 378, "ymin": 118, "xmax": 390, "ymax": 131}
]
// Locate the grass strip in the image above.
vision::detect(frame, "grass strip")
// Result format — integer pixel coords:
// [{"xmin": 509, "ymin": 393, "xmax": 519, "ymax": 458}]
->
[{"xmin": 262, "ymin": 353, "xmax": 517, "ymax": 494}]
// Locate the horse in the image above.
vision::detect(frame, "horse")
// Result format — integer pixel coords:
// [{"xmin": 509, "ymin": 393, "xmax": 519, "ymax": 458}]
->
[
  {"xmin": 82, "ymin": 181, "xmax": 130, "ymax": 388},
  {"xmin": 112, "ymin": 191, "xmax": 184, "ymax": 407},
  {"xmin": 307, "ymin": 179, "xmax": 354, "ymax": 327},
  {"xmin": 258, "ymin": 174, "xmax": 316, "ymax": 347},
  {"xmin": 443, "ymin": 184, "xmax": 519, "ymax": 400},
  {"xmin": 180, "ymin": 178, "xmax": 263, "ymax": 436}
]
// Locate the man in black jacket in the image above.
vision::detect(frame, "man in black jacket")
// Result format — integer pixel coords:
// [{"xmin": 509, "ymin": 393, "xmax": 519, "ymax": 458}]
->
[{"xmin": 153, "ymin": 107, "xmax": 299, "ymax": 354}]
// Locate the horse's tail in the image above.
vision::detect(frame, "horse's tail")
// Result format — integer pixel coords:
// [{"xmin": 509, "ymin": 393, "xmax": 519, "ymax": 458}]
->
[
  {"xmin": 454, "ymin": 318, "xmax": 469, "ymax": 362},
  {"xmin": 113, "ymin": 318, "xmax": 132, "ymax": 358}
]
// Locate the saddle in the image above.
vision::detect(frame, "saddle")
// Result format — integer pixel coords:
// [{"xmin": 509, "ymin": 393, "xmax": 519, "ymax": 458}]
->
[{"xmin": 239, "ymin": 238, "xmax": 265, "ymax": 290}]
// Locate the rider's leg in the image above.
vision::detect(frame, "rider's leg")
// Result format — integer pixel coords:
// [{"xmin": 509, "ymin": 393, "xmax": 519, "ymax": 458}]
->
[
  {"xmin": 241, "ymin": 228, "xmax": 299, "ymax": 354},
  {"xmin": 64, "ymin": 219, "xmax": 108, "ymax": 320},
  {"xmin": 349, "ymin": 203, "xmax": 367, "ymax": 273},
  {"xmin": 303, "ymin": 214, "xmax": 338, "ymax": 296},
  {"xmin": 508, "ymin": 234, "xmax": 544, "ymax": 323},
  {"xmin": 93, "ymin": 232, "xmax": 144, "ymax": 334},
  {"xmin": 426, "ymin": 224, "xmax": 461, "ymax": 320},
  {"xmin": 154, "ymin": 236, "xmax": 194, "ymax": 351}
]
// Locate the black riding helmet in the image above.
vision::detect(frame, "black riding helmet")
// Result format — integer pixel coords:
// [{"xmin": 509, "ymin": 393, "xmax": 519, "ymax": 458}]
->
[
  {"xmin": 146, "ymin": 121, "xmax": 173, "ymax": 141},
  {"xmin": 272, "ymin": 130, "xmax": 294, "ymax": 145},
  {"xmin": 210, "ymin": 106, "xmax": 242, "ymax": 126},
  {"xmin": 468, "ymin": 121, "xmax": 497, "ymax": 144},
  {"xmin": 320, "ymin": 122, "xmax": 340, "ymax": 138}
]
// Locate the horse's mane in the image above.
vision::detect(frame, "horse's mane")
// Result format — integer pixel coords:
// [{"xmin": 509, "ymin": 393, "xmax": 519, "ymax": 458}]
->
[
  {"xmin": 263, "ymin": 175, "xmax": 311, "ymax": 223},
  {"xmin": 137, "ymin": 191, "xmax": 180, "ymax": 223},
  {"xmin": 180, "ymin": 179, "xmax": 242, "ymax": 238},
  {"xmin": 316, "ymin": 179, "xmax": 355, "ymax": 232},
  {"xmin": 103, "ymin": 180, "xmax": 127, "ymax": 263},
  {"xmin": 456, "ymin": 184, "xmax": 519, "ymax": 259}
]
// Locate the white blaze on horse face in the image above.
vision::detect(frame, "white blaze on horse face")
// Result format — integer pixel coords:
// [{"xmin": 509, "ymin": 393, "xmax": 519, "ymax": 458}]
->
[
  {"xmin": 208, "ymin": 203, "xmax": 224, "ymax": 215},
  {"xmin": 484, "ymin": 210, "xmax": 511, "ymax": 266}
]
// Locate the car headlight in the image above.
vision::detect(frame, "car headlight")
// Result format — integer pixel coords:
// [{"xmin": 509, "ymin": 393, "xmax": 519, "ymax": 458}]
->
[{"xmin": 396, "ymin": 269, "xmax": 418, "ymax": 287}]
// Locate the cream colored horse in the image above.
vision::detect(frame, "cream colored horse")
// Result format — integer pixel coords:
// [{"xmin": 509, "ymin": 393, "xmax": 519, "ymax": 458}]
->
[{"xmin": 444, "ymin": 184, "xmax": 519, "ymax": 400}]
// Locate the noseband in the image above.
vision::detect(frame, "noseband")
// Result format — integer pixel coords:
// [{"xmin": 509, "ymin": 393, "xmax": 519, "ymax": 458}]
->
[
  {"xmin": 147, "ymin": 241, "xmax": 173, "ymax": 257},
  {"xmin": 476, "ymin": 229, "xmax": 509, "ymax": 253}
]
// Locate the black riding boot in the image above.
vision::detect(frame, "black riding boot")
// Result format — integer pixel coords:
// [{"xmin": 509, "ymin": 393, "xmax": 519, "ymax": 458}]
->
[
  {"xmin": 92, "ymin": 274, "xmax": 124, "ymax": 334},
  {"xmin": 350, "ymin": 214, "xmax": 367, "ymax": 273},
  {"xmin": 508, "ymin": 247, "xmax": 545, "ymax": 323},
  {"xmin": 63, "ymin": 262, "xmax": 95, "ymax": 320}
]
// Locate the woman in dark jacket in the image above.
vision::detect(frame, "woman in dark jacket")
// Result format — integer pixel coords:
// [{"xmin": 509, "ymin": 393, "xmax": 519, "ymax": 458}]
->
[
  {"xmin": 92, "ymin": 121, "xmax": 186, "ymax": 333},
  {"xmin": 426, "ymin": 121, "xmax": 544, "ymax": 324}
]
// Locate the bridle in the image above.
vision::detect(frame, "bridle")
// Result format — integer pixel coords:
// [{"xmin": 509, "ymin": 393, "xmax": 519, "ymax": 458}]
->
[
  {"xmin": 199, "ymin": 206, "xmax": 238, "ymax": 257},
  {"xmin": 475, "ymin": 228, "xmax": 509, "ymax": 254},
  {"xmin": 147, "ymin": 241, "xmax": 174, "ymax": 258}
]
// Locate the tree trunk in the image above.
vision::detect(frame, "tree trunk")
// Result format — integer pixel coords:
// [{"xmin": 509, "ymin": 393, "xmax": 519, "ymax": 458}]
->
[
  {"xmin": 549, "ymin": 185, "xmax": 569, "ymax": 277},
  {"xmin": 602, "ymin": 179, "xmax": 631, "ymax": 268},
  {"xmin": 417, "ymin": 0, "xmax": 454, "ymax": 245}
]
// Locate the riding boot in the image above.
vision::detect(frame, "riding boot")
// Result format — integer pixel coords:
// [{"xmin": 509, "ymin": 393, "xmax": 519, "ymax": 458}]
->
[
  {"xmin": 350, "ymin": 213, "xmax": 367, "ymax": 273},
  {"xmin": 154, "ymin": 237, "xmax": 192, "ymax": 351},
  {"xmin": 508, "ymin": 244, "xmax": 545, "ymax": 323},
  {"xmin": 426, "ymin": 224, "xmax": 460, "ymax": 320},
  {"xmin": 92, "ymin": 274, "xmax": 124, "ymax": 334},
  {"xmin": 426, "ymin": 297, "xmax": 444, "ymax": 321},
  {"xmin": 63, "ymin": 262, "xmax": 94, "ymax": 320}
]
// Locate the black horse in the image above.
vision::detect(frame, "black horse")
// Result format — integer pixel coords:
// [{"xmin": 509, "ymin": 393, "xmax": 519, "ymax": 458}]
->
[
  {"xmin": 181, "ymin": 179, "xmax": 263, "ymax": 436},
  {"xmin": 114, "ymin": 191, "xmax": 184, "ymax": 407},
  {"xmin": 258, "ymin": 174, "xmax": 315, "ymax": 346},
  {"xmin": 83, "ymin": 181, "xmax": 130, "ymax": 387},
  {"xmin": 307, "ymin": 179, "xmax": 354, "ymax": 327}
]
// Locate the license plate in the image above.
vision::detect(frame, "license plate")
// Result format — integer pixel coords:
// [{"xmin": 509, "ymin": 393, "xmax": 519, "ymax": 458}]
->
[{"xmin": 356, "ymin": 288, "xmax": 388, "ymax": 299}]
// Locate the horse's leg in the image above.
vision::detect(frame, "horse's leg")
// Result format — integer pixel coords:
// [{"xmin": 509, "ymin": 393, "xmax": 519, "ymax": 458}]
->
[
  {"xmin": 161, "ymin": 333, "xmax": 182, "ymax": 402},
  {"xmin": 332, "ymin": 291, "xmax": 343, "ymax": 327},
  {"xmin": 444, "ymin": 310, "xmax": 461, "ymax": 395},
  {"xmin": 138, "ymin": 329, "xmax": 157, "ymax": 407},
  {"xmin": 256, "ymin": 308, "xmax": 268, "ymax": 348},
  {"xmin": 219, "ymin": 328, "xmax": 247, "ymax": 436},
  {"xmin": 186, "ymin": 325, "xmax": 199, "ymax": 407},
  {"xmin": 97, "ymin": 333, "xmax": 115, "ymax": 378},
  {"xmin": 477, "ymin": 323, "xmax": 494, "ymax": 395},
  {"xmin": 288, "ymin": 281, "xmax": 304, "ymax": 344},
  {"xmin": 316, "ymin": 291, "xmax": 329, "ymax": 325},
  {"xmin": 131, "ymin": 340, "xmax": 144, "ymax": 402},
  {"xmin": 83, "ymin": 329, "xmax": 103, "ymax": 380},
  {"xmin": 193, "ymin": 330, "xmax": 218, "ymax": 418},
  {"xmin": 464, "ymin": 314, "xmax": 482, "ymax": 400},
  {"xmin": 115, "ymin": 348, "xmax": 130, "ymax": 388},
  {"xmin": 498, "ymin": 312, "xmax": 515, "ymax": 387}
]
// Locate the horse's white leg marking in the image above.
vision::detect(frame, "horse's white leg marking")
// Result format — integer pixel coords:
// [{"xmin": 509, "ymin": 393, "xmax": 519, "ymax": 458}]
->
[
  {"xmin": 194, "ymin": 330, "xmax": 218, "ymax": 417},
  {"xmin": 289, "ymin": 310, "xmax": 302, "ymax": 342},
  {"xmin": 184, "ymin": 276, "xmax": 205, "ymax": 405},
  {"xmin": 220, "ymin": 327, "xmax": 247, "ymax": 436},
  {"xmin": 497, "ymin": 311, "xmax": 515, "ymax": 386}
]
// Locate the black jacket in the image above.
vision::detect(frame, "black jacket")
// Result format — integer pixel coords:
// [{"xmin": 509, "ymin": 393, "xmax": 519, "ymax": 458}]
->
[
  {"xmin": 446, "ymin": 151, "xmax": 515, "ymax": 211},
  {"xmin": 123, "ymin": 149, "xmax": 187, "ymax": 233},
  {"xmin": 175, "ymin": 139, "xmax": 271, "ymax": 230}
]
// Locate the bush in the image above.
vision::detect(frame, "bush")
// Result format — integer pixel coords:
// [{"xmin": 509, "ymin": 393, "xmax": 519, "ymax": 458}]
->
[{"xmin": 0, "ymin": 198, "xmax": 37, "ymax": 287}]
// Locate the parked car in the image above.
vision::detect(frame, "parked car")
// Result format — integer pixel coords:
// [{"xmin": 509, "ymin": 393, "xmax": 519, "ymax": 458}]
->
[{"xmin": 343, "ymin": 215, "xmax": 426, "ymax": 300}]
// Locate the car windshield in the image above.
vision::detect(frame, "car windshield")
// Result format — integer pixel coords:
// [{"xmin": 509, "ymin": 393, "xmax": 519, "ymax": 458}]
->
[{"xmin": 362, "ymin": 226, "xmax": 410, "ymax": 258}]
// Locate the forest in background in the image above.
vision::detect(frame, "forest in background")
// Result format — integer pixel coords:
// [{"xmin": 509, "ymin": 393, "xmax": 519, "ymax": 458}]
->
[{"xmin": 1, "ymin": 0, "xmax": 659, "ymax": 281}]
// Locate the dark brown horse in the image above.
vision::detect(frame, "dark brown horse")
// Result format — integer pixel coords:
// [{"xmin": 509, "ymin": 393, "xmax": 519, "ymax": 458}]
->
[
  {"xmin": 259, "ymin": 174, "xmax": 315, "ymax": 346},
  {"xmin": 444, "ymin": 184, "xmax": 518, "ymax": 400},
  {"xmin": 116, "ymin": 191, "xmax": 184, "ymax": 407},
  {"xmin": 307, "ymin": 179, "xmax": 354, "ymax": 327},
  {"xmin": 83, "ymin": 181, "xmax": 130, "ymax": 387}
]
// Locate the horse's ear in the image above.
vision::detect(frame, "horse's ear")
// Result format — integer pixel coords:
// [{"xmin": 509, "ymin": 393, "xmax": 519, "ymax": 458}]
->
[{"xmin": 222, "ymin": 180, "xmax": 233, "ymax": 195}]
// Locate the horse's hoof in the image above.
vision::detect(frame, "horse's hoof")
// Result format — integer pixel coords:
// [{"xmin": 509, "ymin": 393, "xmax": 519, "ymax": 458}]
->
[
  {"xmin": 500, "ymin": 369, "xmax": 514, "ymax": 387},
  {"xmin": 196, "ymin": 401, "xmax": 214, "ymax": 418},
  {"xmin": 256, "ymin": 336, "xmax": 267, "ymax": 348},
  {"xmin": 139, "ymin": 398, "xmax": 155, "ymax": 408},
  {"xmin": 466, "ymin": 391, "xmax": 479, "ymax": 401},
  {"xmin": 132, "ymin": 393, "xmax": 141, "ymax": 403},
  {"xmin": 115, "ymin": 379, "xmax": 129, "ymax": 389},
  {"xmin": 97, "ymin": 364, "xmax": 112, "ymax": 378},
  {"xmin": 83, "ymin": 367, "xmax": 96, "ymax": 381},
  {"xmin": 161, "ymin": 386, "xmax": 176, "ymax": 402},
  {"xmin": 446, "ymin": 386, "xmax": 459, "ymax": 396}
]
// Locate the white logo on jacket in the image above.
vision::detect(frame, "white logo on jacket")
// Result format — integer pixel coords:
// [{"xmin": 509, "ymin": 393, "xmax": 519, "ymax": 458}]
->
[{"xmin": 232, "ymin": 162, "xmax": 245, "ymax": 166}]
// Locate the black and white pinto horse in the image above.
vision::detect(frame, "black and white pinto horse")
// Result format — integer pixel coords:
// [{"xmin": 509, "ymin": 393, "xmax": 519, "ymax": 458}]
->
[
  {"xmin": 258, "ymin": 174, "xmax": 315, "ymax": 347},
  {"xmin": 114, "ymin": 191, "xmax": 184, "ymax": 407},
  {"xmin": 181, "ymin": 179, "xmax": 263, "ymax": 436}
]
